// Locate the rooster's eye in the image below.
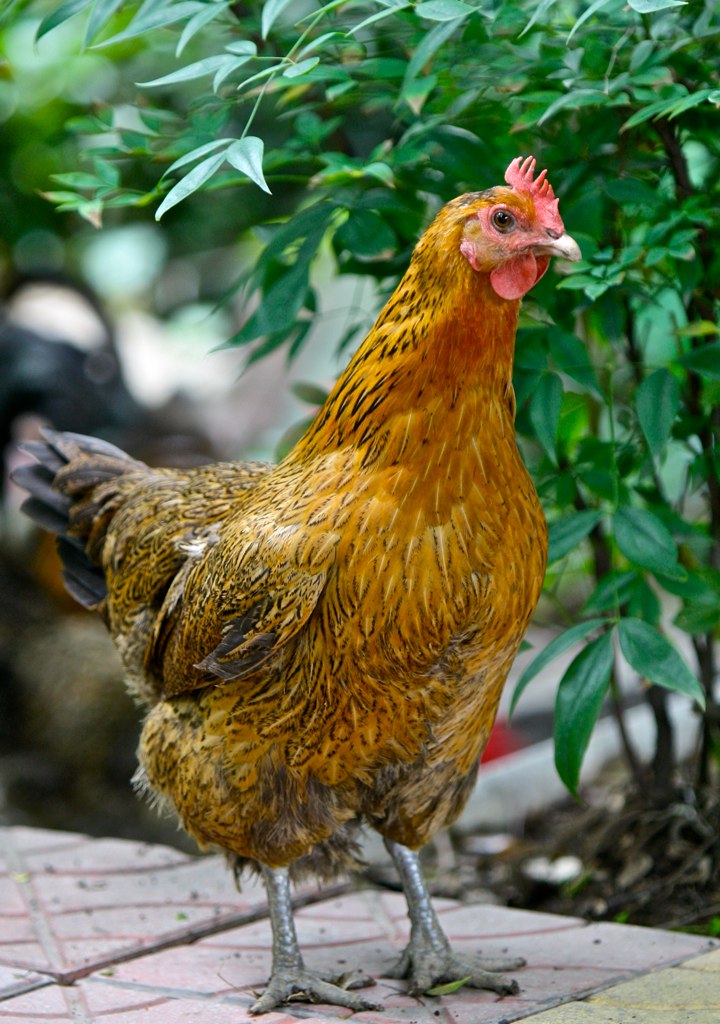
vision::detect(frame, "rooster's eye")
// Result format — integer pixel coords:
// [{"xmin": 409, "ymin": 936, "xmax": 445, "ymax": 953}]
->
[{"xmin": 492, "ymin": 209, "xmax": 516, "ymax": 233}]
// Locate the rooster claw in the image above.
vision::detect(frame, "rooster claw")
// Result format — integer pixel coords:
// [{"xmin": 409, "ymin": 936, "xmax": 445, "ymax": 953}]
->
[
  {"xmin": 248, "ymin": 967, "xmax": 382, "ymax": 1015},
  {"xmin": 387, "ymin": 946, "xmax": 523, "ymax": 998}
]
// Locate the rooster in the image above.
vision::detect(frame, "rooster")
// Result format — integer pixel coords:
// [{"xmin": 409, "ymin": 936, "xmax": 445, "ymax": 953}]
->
[{"xmin": 14, "ymin": 157, "xmax": 580, "ymax": 1013}]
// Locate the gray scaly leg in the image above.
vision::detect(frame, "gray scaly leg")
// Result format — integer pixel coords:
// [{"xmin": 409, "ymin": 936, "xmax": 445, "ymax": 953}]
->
[
  {"xmin": 249, "ymin": 864, "xmax": 381, "ymax": 1015},
  {"xmin": 384, "ymin": 838, "xmax": 523, "ymax": 997}
]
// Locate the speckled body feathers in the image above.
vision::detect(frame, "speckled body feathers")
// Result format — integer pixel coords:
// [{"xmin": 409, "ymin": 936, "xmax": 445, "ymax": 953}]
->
[{"xmin": 17, "ymin": 189, "xmax": 549, "ymax": 878}]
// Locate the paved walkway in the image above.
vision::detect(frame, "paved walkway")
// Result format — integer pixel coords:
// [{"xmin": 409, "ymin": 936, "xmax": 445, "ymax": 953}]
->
[{"xmin": 1, "ymin": 826, "xmax": 717, "ymax": 1023}]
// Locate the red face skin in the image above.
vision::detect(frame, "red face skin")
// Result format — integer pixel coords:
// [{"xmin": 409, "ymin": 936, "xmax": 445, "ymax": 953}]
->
[{"xmin": 459, "ymin": 184, "xmax": 580, "ymax": 301}]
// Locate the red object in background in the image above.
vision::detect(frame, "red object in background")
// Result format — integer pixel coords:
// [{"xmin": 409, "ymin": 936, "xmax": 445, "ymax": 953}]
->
[{"xmin": 481, "ymin": 719, "xmax": 527, "ymax": 762}]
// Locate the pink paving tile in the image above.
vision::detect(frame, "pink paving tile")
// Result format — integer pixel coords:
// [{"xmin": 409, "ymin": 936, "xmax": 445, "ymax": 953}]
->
[
  {"xmin": 0, "ymin": 963, "xmax": 50, "ymax": 1002},
  {"xmin": 1, "ymin": 828, "xmax": 717, "ymax": 1024},
  {"xmin": 79, "ymin": 890, "xmax": 716, "ymax": 1024},
  {"xmin": 0, "ymin": 827, "xmax": 335, "ymax": 980}
]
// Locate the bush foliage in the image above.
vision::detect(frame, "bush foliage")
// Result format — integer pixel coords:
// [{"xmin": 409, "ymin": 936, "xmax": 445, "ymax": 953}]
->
[{"xmin": 2, "ymin": 0, "xmax": 719, "ymax": 794}]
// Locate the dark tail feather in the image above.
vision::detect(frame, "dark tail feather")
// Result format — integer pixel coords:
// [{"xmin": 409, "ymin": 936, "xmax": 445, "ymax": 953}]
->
[{"xmin": 12, "ymin": 429, "xmax": 143, "ymax": 610}]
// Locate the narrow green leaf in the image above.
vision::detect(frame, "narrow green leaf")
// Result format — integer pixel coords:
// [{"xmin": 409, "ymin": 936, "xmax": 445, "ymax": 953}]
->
[
  {"xmin": 548, "ymin": 329, "xmax": 601, "ymax": 396},
  {"xmin": 538, "ymin": 89, "xmax": 606, "ymax": 126},
  {"xmin": 51, "ymin": 171, "xmax": 105, "ymax": 189},
  {"xmin": 214, "ymin": 56, "xmax": 254, "ymax": 91},
  {"xmin": 232, "ymin": 264, "xmax": 310, "ymax": 344},
  {"xmin": 567, "ymin": 0, "xmax": 616, "ymax": 43},
  {"xmin": 283, "ymin": 56, "xmax": 321, "ymax": 78},
  {"xmin": 520, "ymin": 0, "xmax": 560, "ymax": 37},
  {"xmin": 679, "ymin": 342, "xmax": 720, "ymax": 381},
  {"xmin": 614, "ymin": 507, "xmax": 685, "ymax": 579},
  {"xmin": 291, "ymin": 381, "xmax": 329, "ymax": 406},
  {"xmin": 415, "ymin": 0, "xmax": 474, "ymax": 21},
  {"xmin": 676, "ymin": 322, "xmax": 720, "ymax": 338},
  {"xmin": 621, "ymin": 95, "xmax": 684, "ymax": 131},
  {"xmin": 510, "ymin": 618, "xmax": 608, "ymax": 717},
  {"xmin": 666, "ymin": 89, "xmax": 713, "ymax": 120},
  {"xmin": 226, "ymin": 137, "xmax": 271, "ymax": 194},
  {"xmin": 348, "ymin": 1, "xmax": 412, "ymax": 36},
  {"xmin": 36, "ymin": 0, "xmax": 93, "ymax": 41},
  {"xmin": 335, "ymin": 210, "xmax": 395, "ymax": 259},
  {"xmin": 427, "ymin": 976, "xmax": 472, "ymax": 996},
  {"xmin": 635, "ymin": 368, "xmax": 679, "ymax": 458},
  {"xmin": 85, "ymin": 0, "xmax": 125, "ymax": 44},
  {"xmin": 261, "ymin": 0, "xmax": 295, "ymax": 39},
  {"xmin": 617, "ymin": 618, "xmax": 704, "ymax": 707},
  {"xmin": 627, "ymin": 576, "xmax": 661, "ymax": 625},
  {"xmin": 554, "ymin": 632, "xmax": 615, "ymax": 793},
  {"xmin": 297, "ymin": 31, "xmax": 345, "ymax": 58},
  {"xmin": 583, "ymin": 571, "xmax": 638, "ymax": 614},
  {"xmin": 176, "ymin": 2, "xmax": 231, "ymax": 56},
  {"xmin": 628, "ymin": 0, "xmax": 685, "ymax": 11},
  {"xmin": 227, "ymin": 40, "xmax": 259, "ymax": 56},
  {"xmin": 164, "ymin": 139, "xmax": 232, "ymax": 177},
  {"xmin": 97, "ymin": 2, "xmax": 204, "ymax": 46},
  {"xmin": 139, "ymin": 55, "xmax": 238, "ymax": 88},
  {"xmin": 404, "ymin": 20, "xmax": 458, "ymax": 83},
  {"xmin": 548, "ymin": 510, "xmax": 603, "ymax": 565},
  {"xmin": 155, "ymin": 150, "xmax": 227, "ymax": 220},
  {"xmin": 529, "ymin": 372, "xmax": 563, "ymax": 462}
]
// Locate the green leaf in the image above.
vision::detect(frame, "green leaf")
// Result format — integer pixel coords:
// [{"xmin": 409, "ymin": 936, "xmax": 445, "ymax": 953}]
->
[
  {"xmin": 520, "ymin": 0, "xmax": 560, "ymax": 38},
  {"xmin": 226, "ymin": 137, "xmax": 271, "ymax": 194},
  {"xmin": 666, "ymin": 89, "xmax": 713, "ymax": 120},
  {"xmin": 529, "ymin": 372, "xmax": 563, "ymax": 462},
  {"xmin": 604, "ymin": 179, "xmax": 663, "ymax": 208},
  {"xmin": 583, "ymin": 571, "xmax": 638, "ymax": 614},
  {"xmin": 568, "ymin": 0, "xmax": 616, "ymax": 43},
  {"xmin": 676, "ymin": 322, "xmax": 720, "ymax": 338},
  {"xmin": 36, "ymin": 0, "xmax": 93, "ymax": 41},
  {"xmin": 139, "ymin": 55, "xmax": 240, "ymax": 88},
  {"xmin": 262, "ymin": 0, "xmax": 296, "ymax": 38},
  {"xmin": 628, "ymin": 0, "xmax": 686, "ymax": 11},
  {"xmin": 98, "ymin": 2, "xmax": 204, "ymax": 46},
  {"xmin": 510, "ymin": 618, "xmax": 608, "ymax": 716},
  {"xmin": 404, "ymin": 19, "xmax": 458, "ymax": 82},
  {"xmin": 548, "ymin": 329, "xmax": 602, "ymax": 396},
  {"xmin": 617, "ymin": 618, "xmax": 704, "ymax": 707},
  {"xmin": 85, "ymin": 0, "xmax": 125, "ymax": 44},
  {"xmin": 415, "ymin": 0, "xmax": 474, "ymax": 21},
  {"xmin": 176, "ymin": 2, "xmax": 232, "ymax": 56},
  {"xmin": 164, "ymin": 139, "xmax": 232, "ymax": 177},
  {"xmin": 538, "ymin": 89, "xmax": 607, "ymax": 126},
  {"xmin": 348, "ymin": 0, "xmax": 412, "ymax": 35},
  {"xmin": 635, "ymin": 368, "xmax": 680, "ymax": 458},
  {"xmin": 548, "ymin": 510, "xmax": 603, "ymax": 565},
  {"xmin": 554, "ymin": 631, "xmax": 615, "ymax": 793},
  {"xmin": 621, "ymin": 93, "xmax": 686, "ymax": 131},
  {"xmin": 335, "ymin": 209, "xmax": 395, "ymax": 259},
  {"xmin": 679, "ymin": 343, "xmax": 720, "ymax": 381},
  {"xmin": 427, "ymin": 976, "xmax": 472, "ymax": 995},
  {"xmin": 614, "ymin": 507, "xmax": 685, "ymax": 580},
  {"xmin": 283, "ymin": 56, "xmax": 321, "ymax": 78},
  {"xmin": 233, "ymin": 263, "xmax": 311, "ymax": 344},
  {"xmin": 627, "ymin": 576, "xmax": 661, "ymax": 625},
  {"xmin": 155, "ymin": 150, "xmax": 227, "ymax": 220},
  {"xmin": 291, "ymin": 381, "xmax": 329, "ymax": 406}
]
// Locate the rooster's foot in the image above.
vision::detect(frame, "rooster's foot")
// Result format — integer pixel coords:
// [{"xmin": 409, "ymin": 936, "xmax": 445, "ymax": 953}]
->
[
  {"xmin": 249, "ymin": 968, "xmax": 381, "ymax": 1015},
  {"xmin": 383, "ymin": 838, "xmax": 523, "ymax": 998},
  {"xmin": 386, "ymin": 943, "xmax": 523, "ymax": 997},
  {"xmin": 255, "ymin": 862, "xmax": 382, "ymax": 1014}
]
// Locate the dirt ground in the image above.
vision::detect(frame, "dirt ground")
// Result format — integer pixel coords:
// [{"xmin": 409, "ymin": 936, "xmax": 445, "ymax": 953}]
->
[{"xmin": 450, "ymin": 767, "xmax": 720, "ymax": 937}]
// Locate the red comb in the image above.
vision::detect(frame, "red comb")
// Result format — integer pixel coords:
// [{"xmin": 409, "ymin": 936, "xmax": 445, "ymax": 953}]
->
[{"xmin": 504, "ymin": 155, "xmax": 563, "ymax": 234}]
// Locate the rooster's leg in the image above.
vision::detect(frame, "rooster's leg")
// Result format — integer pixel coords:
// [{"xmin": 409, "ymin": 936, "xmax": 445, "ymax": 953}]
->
[
  {"xmin": 384, "ymin": 839, "xmax": 523, "ymax": 997},
  {"xmin": 249, "ymin": 864, "xmax": 382, "ymax": 1015}
]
